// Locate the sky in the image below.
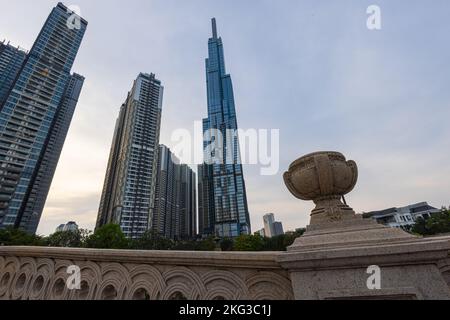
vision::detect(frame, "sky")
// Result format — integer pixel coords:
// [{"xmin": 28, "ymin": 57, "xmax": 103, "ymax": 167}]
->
[{"xmin": 1, "ymin": 0, "xmax": 449, "ymax": 236}]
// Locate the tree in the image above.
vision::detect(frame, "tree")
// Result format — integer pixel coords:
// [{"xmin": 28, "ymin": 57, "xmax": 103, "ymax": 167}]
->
[
  {"xmin": 196, "ymin": 237, "xmax": 217, "ymax": 251},
  {"xmin": 234, "ymin": 235, "xmax": 264, "ymax": 252},
  {"xmin": 84, "ymin": 224, "xmax": 128, "ymax": 249},
  {"xmin": 411, "ymin": 211, "xmax": 450, "ymax": 236},
  {"xmin": 220, "ymin": 238, "xmax": 234, "ymax": 251},
  {"xmin": 129, "ymin": 231, "xmax": 173, "ymax": 250},
  {"xmin": 45, "ymin": 229, "xmax": 91, "ymax": 248},
  {"xmin": 0, "ymin": 227, "xmax": 46, "ymax": 247}
]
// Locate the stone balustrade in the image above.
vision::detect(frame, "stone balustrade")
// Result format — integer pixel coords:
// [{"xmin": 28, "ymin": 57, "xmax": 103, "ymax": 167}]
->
[
  {"xmin": 2, "ymin": 152, "xmax": 450, "ymax": 300},
  {"xmin": 1, "ymin": 240, "xmax": 450, "ymax": 300},
  {"xmin": 0, "ymin": 246, "xmax": 294, "ymax": 300}
]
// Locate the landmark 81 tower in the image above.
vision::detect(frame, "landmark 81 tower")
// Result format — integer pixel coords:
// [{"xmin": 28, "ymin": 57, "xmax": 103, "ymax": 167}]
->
[{"xmin": 198, "ymin": 19, "xmax": 251, "ymax": 238}]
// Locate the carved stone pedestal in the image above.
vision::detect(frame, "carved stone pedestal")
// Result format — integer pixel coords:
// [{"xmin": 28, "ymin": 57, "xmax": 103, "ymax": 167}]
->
[{"xmin": 280, "ymin": 151, "xmax": 450, "ymax": 300}]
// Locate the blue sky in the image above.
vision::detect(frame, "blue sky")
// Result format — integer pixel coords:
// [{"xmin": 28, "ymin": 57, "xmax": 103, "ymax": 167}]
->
[{"xmin": 1, "ymin": 0, "xmax": 449, "ymax": 235}]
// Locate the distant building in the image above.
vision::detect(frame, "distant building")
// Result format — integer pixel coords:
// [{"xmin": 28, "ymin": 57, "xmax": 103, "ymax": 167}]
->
[
  {"xmin": 263, "ymin": 214, "xmax": 276, "ymax": 237},
  {"xmin": 274, "ymin": 222, "xmax": 285, "ymax": 236},
  {"xmin": 255, "ymin": 229, "xmax": 265, "ymax": 237},
  {"xmin": 55, "ymin": 221, "xmax": 79, "ymax": 233},
  {"xmin": 263, "ymin": 213, "xmax": 284, "ymax": 238},
  {"xmin": 363, "ymin": 202, "xmax": 441, "ymax": 231},
  {"xmin": 152, "ymin": 145, "xmax": 197, "ymax": 240}
]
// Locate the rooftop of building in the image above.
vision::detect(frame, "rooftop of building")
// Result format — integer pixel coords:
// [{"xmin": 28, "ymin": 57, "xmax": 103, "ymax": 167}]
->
[{"xmin": 363, "ymin": 202, "xmax": 439, "ymax": 218}]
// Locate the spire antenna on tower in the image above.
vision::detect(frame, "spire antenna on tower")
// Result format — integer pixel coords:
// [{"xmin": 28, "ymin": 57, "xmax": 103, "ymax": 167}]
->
[{"xmin": 212, "ymin": 18, "xmax": 218, "ymax": 39}]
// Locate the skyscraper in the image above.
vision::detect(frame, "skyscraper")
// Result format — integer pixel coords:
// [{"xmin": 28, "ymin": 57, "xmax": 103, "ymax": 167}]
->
[
  {"xmin": 263, "ymin": 213, "xmax": 284, "ymax": 238},
  {"xmin": 198, "ymin": 18, "xmax": 251, "ymax": 238},
  {"xmin": 0, "ymin": 41, "xmax": 27, "ymax": 106},
  {"xmin": 0, "ymin": 3, "xmax": 87, "ymax": 233},
  {"xmin": 97, "ymin": 73, "xmax": 163, "ymax": 239},
  {"xmin": 153, "ymin": 145, "xmax": 197, "ymax": 240},
  {"xmin": 263, "ymin": 213, "xmax": 276, "ymax": 238}
]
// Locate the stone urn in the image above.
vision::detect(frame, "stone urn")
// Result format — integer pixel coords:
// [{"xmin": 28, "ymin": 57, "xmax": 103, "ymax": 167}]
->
[{"xmin": 284, "ymin": 151, "xmax": 359, "ymax": 227}]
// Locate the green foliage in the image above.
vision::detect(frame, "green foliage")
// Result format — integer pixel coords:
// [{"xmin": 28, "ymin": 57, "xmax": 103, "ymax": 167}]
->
[
  {"xmin": 84, "ymin": 224, "xmax": 129, "ymax": 249},
  {"xmin": 234, "ymin": 234, "xmax": 265, "ymax": 251},
  {"xmin": 220, "ymin": 238, "xmax": 234, "ymax": 251},
  {"xmin": 45, "ymin": 229, "xmax": 91, "ymax": 248},
  {"xmin": 196, "ymin": 237, "xmax": 217, "ymax": 251},
  {"xmin": 0, "ymin": 224, "xmax": 308, "ymax": 253},
  {"xmin": 0, "ymin": 227, "xmax": 46, "ymax": 246},
  {"xmin": 232, "ymin": 229, "xmax": 307, "ymax": 252},
  {"xmin": 172, "ymin": 237, "xmax": 217, "ymax": 251},
  {"xmin": 411, "ymin": 211, "xmax": 450, "ymax": 236},
  {"xmin": 129, "ymin": 231, "xmax": 173, "ymax": 250}
]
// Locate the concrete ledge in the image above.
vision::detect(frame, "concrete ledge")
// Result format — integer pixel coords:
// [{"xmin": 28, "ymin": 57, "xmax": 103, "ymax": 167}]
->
[
  {"xmin": 0, "ymin": 246, "xmax": 294, "ymax": 300},
  {"xmin": 0, "ymin": 246, "xmax": 282, "ymax": 269}
]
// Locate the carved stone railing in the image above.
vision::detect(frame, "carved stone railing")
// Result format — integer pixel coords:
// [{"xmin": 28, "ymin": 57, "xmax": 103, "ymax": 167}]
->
[
  {"xmin": 1, "ymin": 243, "xmax": 450, "ymax": 300},
  {"xmin": 0, "ymin": 247, "xmax": 294, "ymax": 300},
  {"xmin": 2, "ymin": 152, "xmax": 450, "ymax": 300}
]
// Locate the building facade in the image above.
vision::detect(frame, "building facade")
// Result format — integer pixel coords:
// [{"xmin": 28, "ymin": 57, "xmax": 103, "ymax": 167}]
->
[
  {"xmin": 55, "ymin": 221, "xmax": 78, "ymax": 233},
  {"xmin": 96, "ymin": 73, "xmax": 163, "ymax": 239},
  {"xmin": 153, "ymin": 145, "xmax": 196, "ymax": 240},
  {"xmin": 363, "ymin": 202, "xmax": 441, "ymax": 231},
  {"xmin": 0, "ymin": 3, "xmax": 87, "ymax": 233},
  {"xmin": 263, "ymin": 213, "xmax": 284, "ymax": 238},
  {"xmin": 273, "ymin": 222, "xmax": 285, "ymax": 237},
  {"xmin": 263, "ymin": 213, "xmax": 276, "ymax": 238},
  {"xmin": 0, "ymin": 41, "xmax": 27, "ymax": 106},
  {"xmin": 198, "ymin": 18, "xmax": 251, "ymax": 238}
]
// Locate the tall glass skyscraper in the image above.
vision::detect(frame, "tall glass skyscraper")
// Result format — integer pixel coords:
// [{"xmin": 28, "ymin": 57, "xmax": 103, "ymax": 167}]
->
[
  {"xmin": 0, "ymin": 42, "xmax": 27, "ymax": 107},
  {"xmin": 97, "ymin": 73, "xmax": 163, "ymax": 239},
  {"xmin": 198, "ymin": 19, "xmax": 251, "ymax": 238},
  {"xmin": 0, "ymin": 3, "xmax": 87, "ymax": 233}
]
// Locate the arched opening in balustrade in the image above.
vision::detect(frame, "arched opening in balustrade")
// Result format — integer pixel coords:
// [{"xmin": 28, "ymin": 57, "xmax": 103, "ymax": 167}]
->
[
  {"xmin": 442, "ymin": 271, "xmax": 450, "ymax": 289},
  {"xmin": 32, "ymin": 275, "xmax": 44, "ymax": 294},
  {"xmin": 52, "ymin": 278, "xmax": 66, "ymax": 298},
  {"xmin": 0, "ymin": 273, "xmax": 11, "ymax": 289},
  {"xmin": 76, "ymin": 281, "xmax": 90, "ymax": 300},
  {"xmin": 169, "ymin": 291, "xmax": 187, "ymax": 301},
  {"xmin": 101, "ymin": 285, "xmax": 118, "ymax": 300},
  {"xmin": 132, "ymin": 288, "xmax": 151, "ymax": 300},
  {"xmin": 15, "ymin": 274, "xmax": 27, "ymax": 291}
]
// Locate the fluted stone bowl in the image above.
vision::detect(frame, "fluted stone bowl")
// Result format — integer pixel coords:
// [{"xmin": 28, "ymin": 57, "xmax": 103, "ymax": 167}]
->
[{"xmin": 283, "ymin": 151, "xmax": 358, "ymax": 201}]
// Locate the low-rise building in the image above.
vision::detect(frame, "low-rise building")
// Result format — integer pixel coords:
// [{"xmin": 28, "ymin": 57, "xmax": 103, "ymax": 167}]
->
[
  {"xmin": 363, "ymin": 202, "xmax": 441, "ymax": 231},
  {"xmin": 55, "ymin": 221, "xmax": 79, "ymax": 233}
]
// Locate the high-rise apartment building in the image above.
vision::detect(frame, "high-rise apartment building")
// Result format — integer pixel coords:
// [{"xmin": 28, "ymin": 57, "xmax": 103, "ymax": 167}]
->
[
  {"xmin": 153, "ymin": 145, "xmax": 196, "ymax": 240},
  {"xmin": 97, "ymin": 73, "xmax": 163, "ymax": 239},
  {"xmin": 0, "ymin": 3, "xmax": 87, "ymax": 233},
  {"xmin": 263, "ymin": 213, "xmax": 276, "ymax": 238},
  {"xmin": 0, "ymin": 42, "xmax": 27, "ymax": 106},
  {"xmin": 198, "ymin": 19, "xmax": 251, "ymax": 238},
  {"xmin": 263, "ymin": 213, "xmax": 284, "ymax": 238},
  {"xmin": 273, "ymin": 222, "xmax": 284, "ymax": 237}
]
